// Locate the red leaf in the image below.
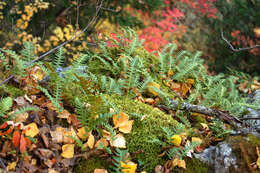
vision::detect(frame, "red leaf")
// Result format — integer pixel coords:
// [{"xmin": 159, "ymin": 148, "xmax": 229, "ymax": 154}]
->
[
  {"xmin": 19, "ymin": 134, "xmax": 26, "ymax": 153},
  {"xmin": 0, "ymin": 122, "xmax": 8, "ymax": 129},
  {"xmin": 0, "ymin": 127, "xmax": 13, "ymax": 136},
  {"xmin": 12, "ymin": 131, "xmax": 20, "ymax": 148}
]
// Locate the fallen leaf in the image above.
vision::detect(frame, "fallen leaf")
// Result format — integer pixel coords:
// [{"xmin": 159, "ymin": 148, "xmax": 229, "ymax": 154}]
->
[
  {"xmin": 87, "ymin": 132, "xmax": 95, "ymax": 149},
  {"xmin": 94, "ymin": 169, "xmax": 108, "ymax": 173},
  {"xmin": 254, "ymin": 27, "xmax": 260, "ymax": 37},
  {"xmin": 121, "ymin": 161, "xmax": 137, "ymax": 173},
  {"xmin": 12, "ymin": 131, "xmax": 20, "ymax": 148},
  {"xmin": 111, "ymin": 134, "xmax": 126, "ymax": 148},
  {"xmin": 113, "ymin": 112, "xmax": 133, "ymax": 134},
  {"xmin": 113, "ymin": 112, "xmax": 129, "ymax": 128},
  {"xmin": 172, "ymin": 158, "xmax": 186, "ymax": 169},
  {"xmin": 147, "ymin": 82, "xmax": 160, "ymax": 96},
  {"xmin": 25, "ymin": 123, "xmax": 39, "ymax": 137},
  {"xmin": 200, "ymin": 123, "xmax": 209, "ymax": 131},
  {"xmin": 95, "ymin": 138, "xmax": 109, "ymax": 148},
  {"xmin": 257, "ymin": 157, "xmax": 260, "ymax": 168},
  {"xmin": 30, "ymin": 66, "xmax": 46, "ymax": 81},
  {"xmin": 191, "ymin": 137, "xmax": 202, "ymax": 144},
  {"xmin": 20, "ymin": 134, "xmax": 26, "ymax": 153},
  {"xmin": 77, "ymin": 127, "xmax": 89, "ymax": 141},
  {"xmin": 170, "ymin": 135, "xmax": 182, "ymax": 147},
  {"xmin": 61, "ymin": 144, "xmax": 74, "ymax": 158},
  {"xmin": 7, "ymin": 161, "xmax": 16, "ymax": 171},
  {"xmin": 14, "ymin": 112, "xmax": 28, "ymax": 123},
  {"xmin": 64, "ymin": 127, "xmax": 77, "ymax": 144},
  {"xmin": 57, "ymin": 109, "xmax": 70, "ymax": 119},
  {"xmin": 119, "ymin": 120, "xmax": 134, "ymax": 134}
]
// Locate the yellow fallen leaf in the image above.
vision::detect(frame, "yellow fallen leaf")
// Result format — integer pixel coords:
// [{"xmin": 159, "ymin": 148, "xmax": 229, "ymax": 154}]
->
[
  {"xmin": 187, "ymin": 78, "xmax": 195, "ymax": 85},
  {"xmin": 7, "ymin": 161, "xmax": 16, "ymax": 171},
  {"xmin": 191, "ymin": 137, "xmax": 202, "ymax": 144},
  {"xmin": 168, "ymin": 70, "xmax": 174, "ymax": 76},
  {"xmin": 119, "ymin": 120, "xmax": 134, "ymax": 134},
  {"xmin": 254, "ymin": 27, "xmax": 260, "ymax": 37},
  {"xmin": 181, "ymin": 83, "xmax": 192, "ymax": 97},
  {"xmin": 25, "ymin": 123, "xmax": 39, "ymax": 137},
  {"xmin": 111, "ymin": 134, "xmax": 126, "ymax": 148},
  {"xmin": 170, "ymin": 135, "xmax": 182, "ymax": 147},
  {"xmin": 121, "ymin": 161, "xmax": 137, "ymax": 173},
  {"xmin": 200, "ymin": 123, "xmax": 209, "ymax": 130},
  {"xmin": 87, "ymin": 132, "xmax": 95, "ymax": 149},
  {"xmin": 77, "ymin": 127, "xmax": 88, "ymax": 140},
  {"xmin": 94, "ymin": 169, "xmax": 108, "ymax": 173},
  {"xmin": 257, "ymin": 157, "xmax": 260, "ymax": 168},
  {"xmin": 172, "ymin": 158, "xmax": 186, "ymax": 169},
  {"xmin": 61, "ymin": 144, "xmax": 74, "ymax": 158},
  {"xmin": 31, "ymin": 66, "xmax": 46, "ymax": 81},
  {"xmin": 147, "ymin": 82, "xmax": 160, "ymax": 96}
]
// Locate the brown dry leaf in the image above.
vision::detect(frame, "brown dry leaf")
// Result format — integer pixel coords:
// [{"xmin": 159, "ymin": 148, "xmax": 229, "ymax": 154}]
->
[
  {"xmin": 111, "ymin": 134, "xmax": 126, "ymax": 148},
  {"xmin": 87, "ymin": 132, "xmax": 95, "ymax": 149},
  {"xmin": 64, "ymin": 127, "xmax": 78, "ymax": 144},
  {"xmin": 77, "ymin": 127, "xmax": 88, "ymax": 141},
  {"xmin": 14, "ymin": 112, "xmax": 28, "ymax": 123},
  {"xmin": 57, "ymin": 109, "xmax": 70, "ymax": 119},
  {"xmin": 102, "ymin": 130, "xmax": 111, "ymax": 140},
  {"xmin": 171, "ymin": 82, "xmax": 181, "ymax": 91},
  {"xmin": 25, "ymin": 123, "xmax": 40, "ymax": 137},
  {"xmin": 48, "ymin": 168, "xmax": 59, "ymax": 173},
  {"xmin": 180, "ymin": 83, "xmax": 192, "ymax": 97},
  {"xmin": 94, "ymin": 169, "xmax": 108, "ymax": 173},
  {"xmin": 61, "ymin": 144, "xmax": 74, "ymax": 159},
  {"xmin": 144, "ymin": 98, "xmax": 155, "ymax": 104},
  {"xmin": 50, "ymin": 128, "xmax": 64, "ymax": 143}
]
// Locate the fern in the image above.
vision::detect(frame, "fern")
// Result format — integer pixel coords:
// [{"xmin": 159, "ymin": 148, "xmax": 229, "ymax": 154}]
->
[
  {"xmin": 37, "ymin": 86, "xmax": 63, "ymax": 112},
  {"xmin": 110, "ymin": 148, "xmax": 128, "ymax": 173},
  {"xmin": 0, "ymin": 97, "xmax": 13, "ymax": 118}
]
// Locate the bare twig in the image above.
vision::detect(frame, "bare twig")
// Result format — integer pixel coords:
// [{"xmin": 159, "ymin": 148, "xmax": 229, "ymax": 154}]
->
[
  {"xmin": 0, "ymin": 0, "xmax": 104, "ymax": 87},
  {"xmin": 221, "ymin": 29, "xmax": 260, "ymax": 52}
]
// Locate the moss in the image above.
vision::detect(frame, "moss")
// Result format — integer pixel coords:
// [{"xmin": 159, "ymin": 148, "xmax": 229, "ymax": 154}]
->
[
  {"xmin": 74, "ymin": 155, "xmax": 109, "ymax": 173},
  {"xmin": 105, "ymin": 94, "xmax": 179, "ymax": 172},
  {"xmin": 183, "ymin": 157, "xmax": 214, "ymax": 173},
  {"xmin": 0, "ymin": 85, "xmax": 24, "ymax": 97}
]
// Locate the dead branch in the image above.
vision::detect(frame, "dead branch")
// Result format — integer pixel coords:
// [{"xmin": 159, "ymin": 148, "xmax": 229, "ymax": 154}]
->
[{"xmin": 221, "ymin": 30, "xmax": 260, "ymax": 52}]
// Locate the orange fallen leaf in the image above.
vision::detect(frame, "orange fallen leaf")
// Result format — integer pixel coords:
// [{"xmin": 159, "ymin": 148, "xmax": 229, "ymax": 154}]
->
[
  {"xmin": 20, "ymin": 134, "xmax": 26, "ymax": 153},
  {"xmin": 12, "ymin": 131, "xmax": 20, "ymax": 148},
  {"xmin": 118, "ymin": 120, "xmax": 134, "ymax": 134},
  {"xmin": 113, "ymin": 112, "xmax": 133, "ymax": 134}
]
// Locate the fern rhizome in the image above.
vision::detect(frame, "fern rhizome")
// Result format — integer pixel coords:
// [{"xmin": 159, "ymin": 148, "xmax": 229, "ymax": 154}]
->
[{"xmin": 0, "ymin": 29, "xmax": 257, "ymax": 172}]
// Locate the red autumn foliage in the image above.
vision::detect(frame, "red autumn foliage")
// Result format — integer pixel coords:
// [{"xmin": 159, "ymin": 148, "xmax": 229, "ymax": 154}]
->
[{"xmin": 12, "ymin": 130, "xmax": 20, "ymax": 148}]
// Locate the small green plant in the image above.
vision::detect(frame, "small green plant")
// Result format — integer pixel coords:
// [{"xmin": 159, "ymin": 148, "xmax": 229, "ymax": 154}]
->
[{"xmin": 210, "ymin": 119, "xmax": 231, "ymax": 139}]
